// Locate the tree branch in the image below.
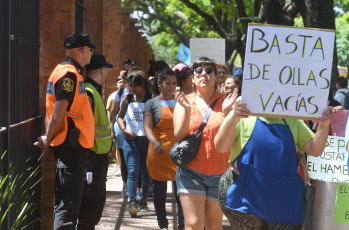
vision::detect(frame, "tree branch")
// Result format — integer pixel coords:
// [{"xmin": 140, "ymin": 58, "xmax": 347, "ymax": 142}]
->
[{"xmin": 180, "ymin": 0, "xmax": 228, "ymax": 38}]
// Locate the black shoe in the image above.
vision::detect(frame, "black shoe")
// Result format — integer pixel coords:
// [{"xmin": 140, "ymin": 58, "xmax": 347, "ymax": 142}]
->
[{"xmin": 138, "ymin": 200, "xmax": 149, "ymax": 212}]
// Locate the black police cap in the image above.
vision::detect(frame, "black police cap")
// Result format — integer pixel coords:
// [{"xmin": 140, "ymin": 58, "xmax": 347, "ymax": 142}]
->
[
  {"xmin": 86, "ymin": 54, "xmax": 113, "ymax": 71},
  {"xmin": 64, "ymin": 33, "xmax": 96, "ymax": 49},
  {"xmin": 123, "ymin": 58, "xmax": 136, "ymax": 66}
]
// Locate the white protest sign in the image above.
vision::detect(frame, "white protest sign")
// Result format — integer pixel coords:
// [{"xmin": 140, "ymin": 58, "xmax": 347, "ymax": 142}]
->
[
  {"xmin": 241, "ymin": 24, "xmax": 335, "ymax": 119},
  {"xmin": 308, "ymin": 136, "xmax": 349, "ymax": 183},
  {"xmin": 190, "ymin": 38, "xmax": 225, "ymax": 64}
]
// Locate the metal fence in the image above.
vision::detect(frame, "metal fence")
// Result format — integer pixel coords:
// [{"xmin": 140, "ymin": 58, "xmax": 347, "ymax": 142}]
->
[{"xmin": 0, "ymin": 0, "xmax": 41, "ymax": 229}]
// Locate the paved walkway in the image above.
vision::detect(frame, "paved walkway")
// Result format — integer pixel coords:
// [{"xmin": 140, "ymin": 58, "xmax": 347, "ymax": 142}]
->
[{"xmin": 96, "ymin": 163, "xmax": 231, "ymax": 230}]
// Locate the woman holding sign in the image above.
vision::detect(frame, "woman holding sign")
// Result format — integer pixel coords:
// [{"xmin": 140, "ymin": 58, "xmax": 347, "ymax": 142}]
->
[
  {"xmin": 174, "ymin": 57, "xmax": 232, "ymax": 229},
  {"xmin": 214, "ymin": 102, "xmax": 331, "ymax": 229}
]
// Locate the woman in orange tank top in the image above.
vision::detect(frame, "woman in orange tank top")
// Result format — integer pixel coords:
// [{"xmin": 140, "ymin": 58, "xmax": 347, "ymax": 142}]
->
[{"xmin": 173, "ymin": 57, "xmax": 235, "ymax": 230}]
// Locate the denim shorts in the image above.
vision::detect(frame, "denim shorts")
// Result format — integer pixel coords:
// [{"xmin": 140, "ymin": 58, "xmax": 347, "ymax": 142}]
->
[{"xmin": 176, "ymin": 166, "xmax": 222, "ymax": 202}]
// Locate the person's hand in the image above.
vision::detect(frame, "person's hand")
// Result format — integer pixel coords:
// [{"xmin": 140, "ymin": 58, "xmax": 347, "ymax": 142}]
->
[
  {"xmin": 123, "ymin": 129, "xmax": 136, "ymax": 140},
  {"xmin": 232, "ymin": 101, "xmax": 250, "ymax": 123},
  {"xmin": 303, "ymin": 170, "xmax": 312, "ymax": 186},
  {"xmin": 34, "ymin": 135, "xmax": 50, "ymax": 153},
  {"xmin": 318, "ymin": 106, "xmax": 331, "ymax": 126},
  {"xmin": 152, "ymin": 141, "xmax": 165, "ymax": 154},
  {"xmin": 111, "ymin": 130, "xmax": 116, "ymax": 141},
  {"xmin": 175, "ymin": 92, "xmax": 191, "ymax": 111},
  {"xmin": 223, "ymin": 88, "xmax": 239, "ymax": 116}
]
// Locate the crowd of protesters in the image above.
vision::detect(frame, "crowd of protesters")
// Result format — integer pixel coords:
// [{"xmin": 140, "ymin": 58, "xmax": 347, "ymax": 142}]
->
[{"xmin": 35, "ymin": 32, "xmax": 343, "ymax": 230}]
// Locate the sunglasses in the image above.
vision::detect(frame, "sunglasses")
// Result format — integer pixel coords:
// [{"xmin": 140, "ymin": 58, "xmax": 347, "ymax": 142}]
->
[{"xmin": 194, "ymin": 67, "xmax": 214, "ymax": 75}]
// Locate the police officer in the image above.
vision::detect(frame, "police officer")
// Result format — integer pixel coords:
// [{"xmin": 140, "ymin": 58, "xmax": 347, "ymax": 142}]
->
[
  {"xmin": 123, "ymin": 58, "xmax": 136, "ymax": 71},
  {"xmin": 77, "ymin": 54, "xmax": 113, "ymax": 229},
  {"xmin": 35, "ymin": 33, "xmax": 95, "ymax": 229}
]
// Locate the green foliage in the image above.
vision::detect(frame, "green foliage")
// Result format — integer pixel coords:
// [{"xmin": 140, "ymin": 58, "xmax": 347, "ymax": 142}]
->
[
  {"xmin": 334, "ymin": 0, "xmax": 349, "ymax": 17},
  {"xmin": 148, "ymin": 33, "xmax": 179, "ymax": 67},
  {"xmin": 336, "ymin": 12, "xmax": 349, "ymax": 66},
  {"xmin": 0, "ymin": 151, "xmax": 41, "ymax": 229}
]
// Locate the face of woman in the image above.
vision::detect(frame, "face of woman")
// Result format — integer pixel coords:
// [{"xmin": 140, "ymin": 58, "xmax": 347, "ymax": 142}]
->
[
  {"xmin": 224, "ymin": 78, "xmax": 238, "ymax": 95},
  {"xmin": 181, "ymin": 76, "xmax": 193, "ymax": 89},
  {"xmin": 117, "ymin": 79, "xmax": 127, "ymax": 89},
  {"xmin": 128, "ymin": 82, "xmax": 144, "ymax": 95},
  {"xmin": 193, "ymin": 65, "xmax": 216, "ymax": 89},
  {"xmin": 159, "ymin": 75, "xmax": 177, "ymax": 97},
  {"xmin": 217, "ymin": 67, "xmax": 228, "ymax": 84}
]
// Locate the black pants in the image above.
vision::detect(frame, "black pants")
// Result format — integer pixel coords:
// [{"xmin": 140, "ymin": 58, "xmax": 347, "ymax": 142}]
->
[
  {"xmin": 153, "ymin": 180, "xmax": 184, "ymax": 230},
  {"xmin": 118, "ymin": 148, "xmax": 128, "ymax": 183},
  {"xmin": 52, "ymin": 143, "xmax": 88, "ymax": 230},
  {"xmin": 77, "ymin": 153, "xmax": 109, "ymax": 230}
]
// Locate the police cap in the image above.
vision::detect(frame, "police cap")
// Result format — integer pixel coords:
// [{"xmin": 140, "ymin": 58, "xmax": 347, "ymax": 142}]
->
[
  {"xmin": 123, "ymin": 58, "xmax": 136, "ymax": 66},
  {"xmin": 86, "ymin": 54, "xmax": 113, "ymax": 71},
  {"xmin": 64, "ymin": 33, "xmax": 96, "ymax": 49}
]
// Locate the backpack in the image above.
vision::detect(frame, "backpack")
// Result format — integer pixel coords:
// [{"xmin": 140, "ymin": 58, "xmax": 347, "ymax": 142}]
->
[{"xmin": 337, "ymin": 90, "xmax": 349, "ymax": 109}]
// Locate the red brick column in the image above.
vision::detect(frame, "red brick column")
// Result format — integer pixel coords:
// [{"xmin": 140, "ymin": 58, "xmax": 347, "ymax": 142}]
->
[
  {"xmin": 39, "ymin": 2, "xmax": 153, "ymax": 229},
  {"xmin": 39, "ymin": 0, "xmax": 75, "ymax": 229}
]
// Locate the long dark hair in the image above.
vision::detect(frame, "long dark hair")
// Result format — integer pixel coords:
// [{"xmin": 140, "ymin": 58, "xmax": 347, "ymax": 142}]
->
[
  {"xmin": 147, "ymin": 60, "xmax": 170, "ymax": 77},
  {"xmin": 127, "ymin": 70, "xmax": 153, "ymax": 94},
  {"xmin": 153, "ymin": 68, "xmax": 176, "ymax": 95}
]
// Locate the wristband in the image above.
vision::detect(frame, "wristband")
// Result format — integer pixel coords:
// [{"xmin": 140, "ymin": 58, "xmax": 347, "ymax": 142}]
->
[{"xmin": 122, "ymin": 128, "xmax": 126, "ymax": 133}]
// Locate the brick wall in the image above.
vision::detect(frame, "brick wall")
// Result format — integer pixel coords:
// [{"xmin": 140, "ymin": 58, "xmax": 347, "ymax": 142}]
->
[
  {"xmin": 39, "ymin": 0, "xmax": 153, "ymax": 229},
  {"xmin": 39, "ymin": 1, "xmax": 76, "ymax": 229}
]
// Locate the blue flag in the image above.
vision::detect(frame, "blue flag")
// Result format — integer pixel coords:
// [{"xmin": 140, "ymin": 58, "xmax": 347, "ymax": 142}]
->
[{"xmin": 177, "ymin": 43, "xmax": 190, "ymax": 66}]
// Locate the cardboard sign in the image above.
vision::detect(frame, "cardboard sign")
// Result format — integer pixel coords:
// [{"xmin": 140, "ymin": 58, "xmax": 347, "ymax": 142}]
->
[
  {"xmin": 334, "ymin": 183, "xmax": 349, "ymax": 224},
  {"xmin": 331, "ymin": 111, "xmax": 349, "ymax": 137},
  {"xmin": 241, "ymin": 24, "xmax": 335, "ymax": 119},
  {"xmin": 190, "ymin": 38, "xmax": 225, "ymax": 65},
  {"xmin": 308, "ymin": 136, "xmax": 349, "ymax": 183}
]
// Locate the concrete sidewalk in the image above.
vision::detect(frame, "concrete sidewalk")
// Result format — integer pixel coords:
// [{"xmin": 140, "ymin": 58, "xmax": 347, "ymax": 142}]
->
[{"xmin": 96, "ymin": 163, "xmax": 231, "ymax": 230}]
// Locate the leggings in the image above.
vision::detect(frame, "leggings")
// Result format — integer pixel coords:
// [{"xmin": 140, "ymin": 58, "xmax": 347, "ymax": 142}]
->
[
  {"xmin": 118, "ymin": 148, "xmax": 128, "ymax": 183},
  {"xmin": 153, "ymin": 180, "xmax": 184, "ymax": 230}
]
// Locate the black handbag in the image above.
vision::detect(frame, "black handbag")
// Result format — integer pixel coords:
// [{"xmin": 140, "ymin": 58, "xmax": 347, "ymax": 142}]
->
[{"xmin": 169, "ymin": 99, "xmax": 218, "ymax": 167}]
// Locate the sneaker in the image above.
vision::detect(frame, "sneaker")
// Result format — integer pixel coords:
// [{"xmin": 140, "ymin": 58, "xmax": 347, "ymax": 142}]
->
[
  {"xmin": 136, "ymin": 191, "xmax": 142, "ymax": 201},
  {"xmin": 138, "ymin": 200, "xmax": 149, "ymax": 212},
  {"xmin": 128, "ymin": 202, "xmax": 138, "ymax": 217},
  {"xmin": 116, "ymin": 168, "xmax": 121, "ymax": 176},
  {"xmin": 121, "ymin": 184, "xmax": 128, "ymax": 198}
]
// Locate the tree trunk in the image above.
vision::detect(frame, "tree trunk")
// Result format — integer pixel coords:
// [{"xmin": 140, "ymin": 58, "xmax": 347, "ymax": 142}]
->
[{"xmin": 295, "ymin": 0, "xmax": 338, "ymax": 93}]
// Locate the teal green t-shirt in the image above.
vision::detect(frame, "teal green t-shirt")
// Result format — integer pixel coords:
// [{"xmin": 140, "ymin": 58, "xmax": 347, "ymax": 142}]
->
[{"xmin": 221, "ymin": 112, "xmax": 315, "ymax": 163}]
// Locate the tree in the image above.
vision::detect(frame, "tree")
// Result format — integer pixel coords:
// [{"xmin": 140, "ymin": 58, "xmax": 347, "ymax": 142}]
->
[{"xmin": 125, "ymin": 0, "xmax": 339, "ymax": 90}]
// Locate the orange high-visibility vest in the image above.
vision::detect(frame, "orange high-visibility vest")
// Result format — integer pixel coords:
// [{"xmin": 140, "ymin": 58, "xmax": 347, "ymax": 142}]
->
[{"xmin": 46, "ymin": 64, "xmax": 94, "ymax": 148}]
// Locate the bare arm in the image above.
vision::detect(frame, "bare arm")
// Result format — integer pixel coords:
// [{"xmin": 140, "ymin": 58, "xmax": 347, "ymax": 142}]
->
[
  {"xmin": 214, "ymin": 101, "xmax": 250, "ymax": 153},
  {"xmin": 117, "ymin": 97, "xmax": 136, "ymax": 140},
  {"xmin": 144, "ymin": 111, "xmax": 164, "ymax": 154},
  {"xmin": 109, "ymin": 100, "xmax": 120, "ymax": 139},
  {"xmin": 173, "ymin": 92, "xmax": 191, "ymax": 142},
  {"xmin": 301, "ymin": 108, "xmax": 331, "ymax": 156}
]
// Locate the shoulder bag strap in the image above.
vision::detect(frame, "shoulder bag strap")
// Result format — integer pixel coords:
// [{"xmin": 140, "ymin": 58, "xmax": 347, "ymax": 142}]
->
[{"xmin": 198, "ymin": 98, "xmax": 219, "ymax": 132}]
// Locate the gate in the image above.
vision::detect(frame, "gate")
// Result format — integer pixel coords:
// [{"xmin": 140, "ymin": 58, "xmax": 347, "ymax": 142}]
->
[{"xmin": 0, "ymin": 0, "xmax": 41, "ymax": 229}]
